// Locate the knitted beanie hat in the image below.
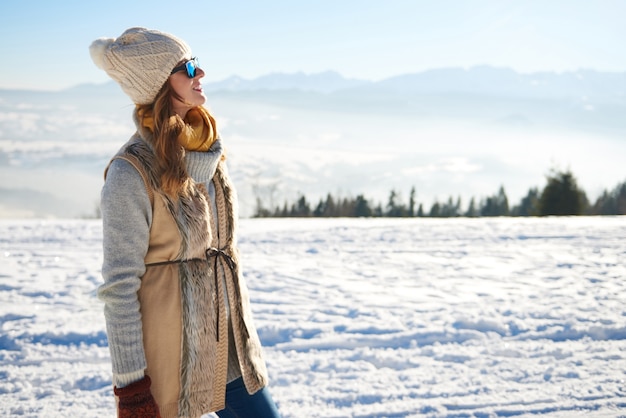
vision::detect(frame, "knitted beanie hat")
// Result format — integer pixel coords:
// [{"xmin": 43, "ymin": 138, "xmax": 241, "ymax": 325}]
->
[{"xmin": 89, "ymin": 27, "xmax": 192, "ymax": 104}]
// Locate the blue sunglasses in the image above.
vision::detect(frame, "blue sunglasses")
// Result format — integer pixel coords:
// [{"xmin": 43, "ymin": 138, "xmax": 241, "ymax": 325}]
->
[{"xmin": 170, "ymin": 57, "xmax": 200, "ymax": 78}]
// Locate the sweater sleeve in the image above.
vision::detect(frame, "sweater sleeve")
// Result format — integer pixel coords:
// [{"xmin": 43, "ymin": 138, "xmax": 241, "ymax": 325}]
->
[{"xmin": 99, "ymin": 158, "xmax": 152, "ymax": 387}]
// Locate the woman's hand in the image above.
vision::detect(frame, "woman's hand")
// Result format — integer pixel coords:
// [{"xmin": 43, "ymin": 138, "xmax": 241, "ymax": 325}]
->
[{"xmin": 114, "ymin": 375, "xmax": 161, "ymax": 418}]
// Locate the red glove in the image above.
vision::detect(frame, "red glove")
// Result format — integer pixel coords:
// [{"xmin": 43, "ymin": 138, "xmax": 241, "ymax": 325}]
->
[{"xmin": 114, "ymin": 375, "xmax": 161, "ymax": 418}]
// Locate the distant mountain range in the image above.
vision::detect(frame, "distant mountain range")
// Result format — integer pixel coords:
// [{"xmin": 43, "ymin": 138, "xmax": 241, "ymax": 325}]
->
[
  {"xmin": 45, "ymin": 66, "xmax": 625, "ymax": 132},
  {"xmin": 44, "ymin": 65, "xmax": 624, "ymax": 101},
  {"xmin": 200, "ymin": 66, "xmax": 625, "ymax": 101}
]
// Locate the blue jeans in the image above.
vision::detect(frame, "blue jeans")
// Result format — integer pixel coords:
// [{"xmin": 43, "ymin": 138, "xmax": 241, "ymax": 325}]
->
[{"xmin": 216, "ymin": 377, "xmax": 281, "ymax": 418}]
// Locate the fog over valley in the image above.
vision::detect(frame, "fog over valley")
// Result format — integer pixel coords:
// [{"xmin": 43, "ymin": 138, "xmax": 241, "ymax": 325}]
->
[{"xmin": 1, "ymin": 66, "xmax": 624, "ymax": 218}]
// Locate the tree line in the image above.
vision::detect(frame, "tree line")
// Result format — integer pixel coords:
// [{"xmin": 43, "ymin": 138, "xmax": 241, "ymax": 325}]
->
[{"xmin": 254, "ymin": 169, "xmax": 626, "ymax": 218}]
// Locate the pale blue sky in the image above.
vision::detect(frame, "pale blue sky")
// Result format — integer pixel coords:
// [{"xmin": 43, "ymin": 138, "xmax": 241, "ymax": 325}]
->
[{"xmin": 1, "ymin": 0, "xmax": 625, "ymax": 90}]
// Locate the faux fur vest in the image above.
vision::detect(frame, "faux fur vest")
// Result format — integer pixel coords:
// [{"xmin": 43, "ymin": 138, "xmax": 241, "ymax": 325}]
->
[{"xmin": 107, "ymin": 133, "xmax": 268, "ymax": 417}]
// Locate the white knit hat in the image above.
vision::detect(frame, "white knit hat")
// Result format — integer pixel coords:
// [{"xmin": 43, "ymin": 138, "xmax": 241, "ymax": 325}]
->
[{"xmin": 89, "ymin": 27, "xmax": 192, "ymax": 104}]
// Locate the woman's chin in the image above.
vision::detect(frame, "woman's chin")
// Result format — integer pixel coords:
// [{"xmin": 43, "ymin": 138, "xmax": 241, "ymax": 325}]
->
[{"xmin": 193, "ymin": 93, "xmax": 207, "ymax": 106}]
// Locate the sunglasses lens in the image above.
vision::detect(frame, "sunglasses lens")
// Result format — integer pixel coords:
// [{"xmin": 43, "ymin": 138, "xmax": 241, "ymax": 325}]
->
[
  {"xmin": 185, "ymin": 59, "xmax": 197, "ymax": 78},
  {"xmin": 171, "ymin": 58, "xmax": 200, "ymax": 77}
]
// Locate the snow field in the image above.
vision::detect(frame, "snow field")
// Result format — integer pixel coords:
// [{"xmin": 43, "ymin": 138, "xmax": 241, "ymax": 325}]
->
[{"xmin": 1, "ymin": 217, "xmax": 625, "ymax": 417}]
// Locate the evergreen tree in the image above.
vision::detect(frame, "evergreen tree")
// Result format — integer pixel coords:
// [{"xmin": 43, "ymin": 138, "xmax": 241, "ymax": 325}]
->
[
  {"xmin": 386, "ymin": 189, "xmax": 406, "ymax": 217},
  {"xmin": 374, "ymin": 203, "xmax": 383, "ymax": 217},
  {"xmin": 511, "ymin": 187, "xmax": 539, "ymax": 216},
  {"xmin": 439, "ymin": 196, "xmax": 452, "ymax": 217},
  {"xmin": 324, "ymin": 194, "xmax": 336, "ymax": 216},
  {"xmin": 480, "ymin": 186, "xmax": 509, "ymax": 216},
  {"xmin": 465, "ymin": 197, "xmax": 478, "ymax": 217},
  {"xmin": 439, "ymin": 195, "xmax": 462, "ymax": 217},
  {"xmin": 591, "ymin": 180, "xmax": 626, "ymax": 215},
  {"xmin": 313, "ymin": 193, "xmax": 336, "ymax": 217},
  {"xmin": 313, "ymin": 198, "xmax": 325, "ymax": 217},
  {"xmin": 354, "ymin": 194, "xmax": 372, "ymax": 217},
  {"xmin": 429, "ymin": 201, "xmax": 441, "ymax": 217},
  {"xmin": 291, "ymin": 194, "xmax": 312, "ymax": 217},
  {"xmin": 539, "ymin": 169, "xmax": 588, "ymax": 216},
  {"xmin": 347, "ymin": 197, "xmax": 357, "ymax": 216},
  {"xmin": 408, "ymin": 187, "xmax": 416, "ymax": 217}
]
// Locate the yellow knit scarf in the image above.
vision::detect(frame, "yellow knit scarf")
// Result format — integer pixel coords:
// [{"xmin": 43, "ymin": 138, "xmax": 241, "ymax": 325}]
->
[{"xmin": 138, "ymin": 106, "xmax": 218, "ymax": 151}]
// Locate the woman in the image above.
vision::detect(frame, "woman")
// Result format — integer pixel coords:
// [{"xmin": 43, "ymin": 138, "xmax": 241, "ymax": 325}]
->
[{"xmin": 90, "ymin": 27, "xmax": 280, "ymax": 418}]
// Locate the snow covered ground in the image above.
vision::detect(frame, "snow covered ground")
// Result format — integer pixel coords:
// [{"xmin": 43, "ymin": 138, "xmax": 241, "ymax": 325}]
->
[{"xmin": 1, "ymin": 216, "xmax": 625, "ymax": 417}]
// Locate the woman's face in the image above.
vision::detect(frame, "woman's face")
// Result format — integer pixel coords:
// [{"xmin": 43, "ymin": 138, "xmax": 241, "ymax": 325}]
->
[{"xmin": 169, "ymin": 58, "xmax": 206, "ymax": 117}]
